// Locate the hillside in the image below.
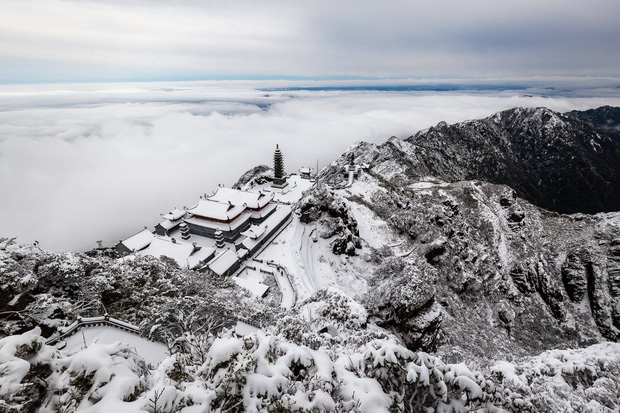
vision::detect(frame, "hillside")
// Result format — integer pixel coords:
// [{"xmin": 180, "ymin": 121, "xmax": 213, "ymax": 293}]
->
[{"xmin": 315, "ymin": 158, "xmax": 620, "ymax": 361}]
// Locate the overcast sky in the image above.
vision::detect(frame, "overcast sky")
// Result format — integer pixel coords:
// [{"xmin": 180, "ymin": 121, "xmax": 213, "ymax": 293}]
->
[{"xmin": 1, "ymin": 0, "xmax": 620, "ymax": 83}]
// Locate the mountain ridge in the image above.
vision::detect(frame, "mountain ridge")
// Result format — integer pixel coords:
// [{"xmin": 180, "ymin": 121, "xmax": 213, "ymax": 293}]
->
[{"xmin": 404, "ymin": 106, "xmax": 620, "ymax": 214}]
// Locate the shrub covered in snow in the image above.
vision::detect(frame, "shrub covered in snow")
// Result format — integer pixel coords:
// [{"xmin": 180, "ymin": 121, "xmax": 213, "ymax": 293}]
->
[
  {"xmin": 3, "ymin": 314, "xmax": 620, "ymax": 411},
  {"xmin": 0, "ymin": 238, "xmax": 276, "ymax": 344},
  {"xmin": 297, "ymin": 186, "xmax": 361, "ymax": 256}
]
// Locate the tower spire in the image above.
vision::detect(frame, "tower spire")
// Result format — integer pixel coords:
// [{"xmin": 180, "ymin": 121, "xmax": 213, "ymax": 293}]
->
[{"xmin": 272, "ymin": 143, "xmax": 289, "ymax": 188}]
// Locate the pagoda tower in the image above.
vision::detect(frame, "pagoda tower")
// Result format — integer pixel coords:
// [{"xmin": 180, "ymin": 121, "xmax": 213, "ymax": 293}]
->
[
  {"xmin": 272, "ymin": 144, "xmax": 288, "ymax": 188},
  {"xmin": 214, "ymin": 229, "xmax": 225, "ymax": 248},
  {"xmin": 180, "ymin": 222, "xmax": 191, "ymax": 240}
]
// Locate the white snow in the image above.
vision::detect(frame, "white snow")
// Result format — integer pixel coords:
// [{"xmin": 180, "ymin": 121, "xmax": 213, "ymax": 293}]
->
[
  {"xmin": 162, "ymin": 207, "xmax": 186, "ymax": 221},
  {"xmin": 206, "ymin": 249, "xmax": 240, "ymax": 276},
  {"xmin": 136, "ymin": 237, "xmax": 215, "ymax": 269},
  {"xmin": 234, "ymin": 321, "xmax": 259, "ymax": 336},
  {"xmin": 120, "ymin": 228, "xmax": 154, "ymax": 251},
  {"xmin": 240, "ymin": 224, "xmax": 267, "ymax": 239},
  {"xmin": 232, "ymin": 275, "xmax": 269, "ymax": 297},
  {"xmin": 208, "ymin": 186, "xmax": 273, "ymax": 209},
  {"xmin": 186, "ymin": 197, "xmax": 246, "ymax": 221},
  {"xmin": 58, "ymin": 325, "xmax": 168, "ymax": 366},
  {"xmin": 249, "ymin": 174, "xmax": 313, "ymax": 204}
]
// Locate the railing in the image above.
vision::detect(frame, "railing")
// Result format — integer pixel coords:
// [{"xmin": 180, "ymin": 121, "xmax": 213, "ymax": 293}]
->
[
  {"xmin": 267, "ymin": 262, "xmax": 298, "ymax": 307},
  {"xmin": 230, "ymin": 213, "xmax": 293, "ymax": 279},
  {"xmin": 45, "ymin": 315, "xmax": 140, "ymax": 345}
]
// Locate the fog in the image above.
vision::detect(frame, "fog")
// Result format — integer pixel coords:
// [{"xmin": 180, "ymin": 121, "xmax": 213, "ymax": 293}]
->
[{"xmin": 2, "ymin": 80, "xmax": 620, "ymax": 251}]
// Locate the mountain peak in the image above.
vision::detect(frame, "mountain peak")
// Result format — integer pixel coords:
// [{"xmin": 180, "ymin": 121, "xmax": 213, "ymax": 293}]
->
[{"xmin": 396, "ymin": 106, "xmax": 620, "ymax": 214}]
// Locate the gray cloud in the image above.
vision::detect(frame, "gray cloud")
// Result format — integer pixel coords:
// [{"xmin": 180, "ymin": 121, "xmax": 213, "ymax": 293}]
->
[{"xmin": 0, "ymin": 0, "xmax": 619, "ymax": 82}]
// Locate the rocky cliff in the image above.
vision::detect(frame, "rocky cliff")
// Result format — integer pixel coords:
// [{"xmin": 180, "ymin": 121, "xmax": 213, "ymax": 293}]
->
[{"xmin": 308, "ymin": 107, "xmax": 620, "ymax": 362}]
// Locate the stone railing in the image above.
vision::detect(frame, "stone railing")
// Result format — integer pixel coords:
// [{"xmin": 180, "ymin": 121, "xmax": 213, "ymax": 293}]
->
[{"xmin": 45, "ymin": 314, "xmax": 140, "ymax": 345}]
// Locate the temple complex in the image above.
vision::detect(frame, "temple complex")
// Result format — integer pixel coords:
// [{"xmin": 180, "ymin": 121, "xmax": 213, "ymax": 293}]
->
[{"xmin": 116, "ymin": 144, "xmax": 311, "ymax": 282}]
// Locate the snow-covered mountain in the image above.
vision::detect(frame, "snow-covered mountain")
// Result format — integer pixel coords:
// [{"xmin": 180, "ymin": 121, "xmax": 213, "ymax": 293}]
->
[
  {"xmin": 2, "ymin": 106, "xmax": 620, "ymax": 412},
  {"xmin": 347, "ymin": 107, "xmax": 620, "ymax": 215},
  {"xmin": 567, "ymin": 105, "xmax": 620, "ymax": 144}
]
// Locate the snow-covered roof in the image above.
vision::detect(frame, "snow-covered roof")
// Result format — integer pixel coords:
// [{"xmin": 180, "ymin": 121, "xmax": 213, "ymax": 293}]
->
[
  {"xmin": 242, "ymin": 206, "xmax": 292, "ymax": 252},
  {"xmin": 249, "ymin": 202, "xmax": 278, "ymax": 220},
  {"xmin": 186, "ymin": 198, "xmax": 246, "ymax": 221},
  {"xmin": 184, "ymin": 212, "xmax": 251, "ymax": 232},
  {"xmin": 207, "ymin": 249, "xmax": 240, "ymax": 276},
  {"xmin": 157, "ymin": 219, "xmax": 180, "ymax": 230},
  {"xmin": 208, "ymin": 187, "xmax": 274, "ymax": 210},
  {"xmin": 163, "ymin": 208, "xmax": 185, "ymax": 221},
  {"xmin": 250, "ymin": 175, "xmax": 313, "ymax": 204},
  {"xmin": 232, "ymin": 276, "xmax": 269, "ymax": 297},
  {"xmin": 121, "ymin": 228, "xmax": 154, "ymax": 252},
  {"xmin": 187, "ymin": 246, "xmax": 216, "ymax": 269},
  {"xmin": 137, "ymin": 237, "xmax": 194, "ymax": 267},
  {"xmin": 264, "ymin": 204, "xmax": 292, "ymax": 226},
  {"xmin": 135, "ymin": 237, "xmax": 213, "ymax": 269},
  {"xmin": 241, "ymin": 235, "xmax": 260, "ymax": 252},
  {"xmin": 241, "ymin": 224, "xmax": 267, "ymax": 240}
]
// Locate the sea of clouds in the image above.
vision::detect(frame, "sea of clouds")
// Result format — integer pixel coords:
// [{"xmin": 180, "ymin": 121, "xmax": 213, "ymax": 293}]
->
[{"xmin": 2, "ymin": 79, "xmax": 620, "ymax": 252}]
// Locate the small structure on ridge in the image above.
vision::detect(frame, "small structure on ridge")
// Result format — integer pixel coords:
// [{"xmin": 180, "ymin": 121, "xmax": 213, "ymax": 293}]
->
[{"xmin": 345, "ymin": 153, "xmax": 360, "ymax": 186}]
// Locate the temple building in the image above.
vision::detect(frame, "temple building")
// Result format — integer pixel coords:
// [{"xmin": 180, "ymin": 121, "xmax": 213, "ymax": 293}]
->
[
  {"xmin": 183, "ymin": 187, "xmax": 277, "ymax": 243},
  {"xmin": 116, "ymin": 186, "xmax": 292, "ymax": 274},
  {"xmin": 154, "ymin": 207, "xmax": 185, "ymax": 236},
  {"xmin": 116, "ymin": 228, "xmax": 154, "ymax": 255}
]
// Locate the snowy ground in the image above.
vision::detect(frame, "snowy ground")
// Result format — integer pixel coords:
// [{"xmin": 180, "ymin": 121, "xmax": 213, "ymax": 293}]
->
[
  {"xmin": 58, "ymin": 325, "xmax": 168, "ymax": 366},
  {"xmin": 232, "ymin": 268, "xmax": 270, "ymax": 297},
  {"xmin": 253, "ymin": 174, "xmax": 401, "ymax": 304},
  {"xmin": 249, "ymin": 174, "xmax": 314, "ymax": 204}
]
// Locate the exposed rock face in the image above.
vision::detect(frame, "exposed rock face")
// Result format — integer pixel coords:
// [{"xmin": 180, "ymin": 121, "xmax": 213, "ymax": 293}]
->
[
  {"xmin": 311, "ymin": 110, "xmax": 620, "ymax": 359},
  {"xmin": 561, "ymin": 252, "xmax": 588, "ymax": 302},
  {"xmin": 566, "ymin": 105, "xmax": 620, "ymax": 143},
  {"xmin": 232, "ymin": 164, "xmax": 273, "ymax": 189},
  {"xmin": 298, "ymin": 185, "xmax": 361, "ymax": 256}
]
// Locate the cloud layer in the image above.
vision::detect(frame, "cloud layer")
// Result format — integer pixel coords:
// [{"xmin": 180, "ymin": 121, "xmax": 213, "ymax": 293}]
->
[
  {"xmin": 2, "ymin": 80, "xmax": 620, "ymax": 251},
  {"xmin": 1, "ymin": 0, "xmax": 620, "ymax": 82}
]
